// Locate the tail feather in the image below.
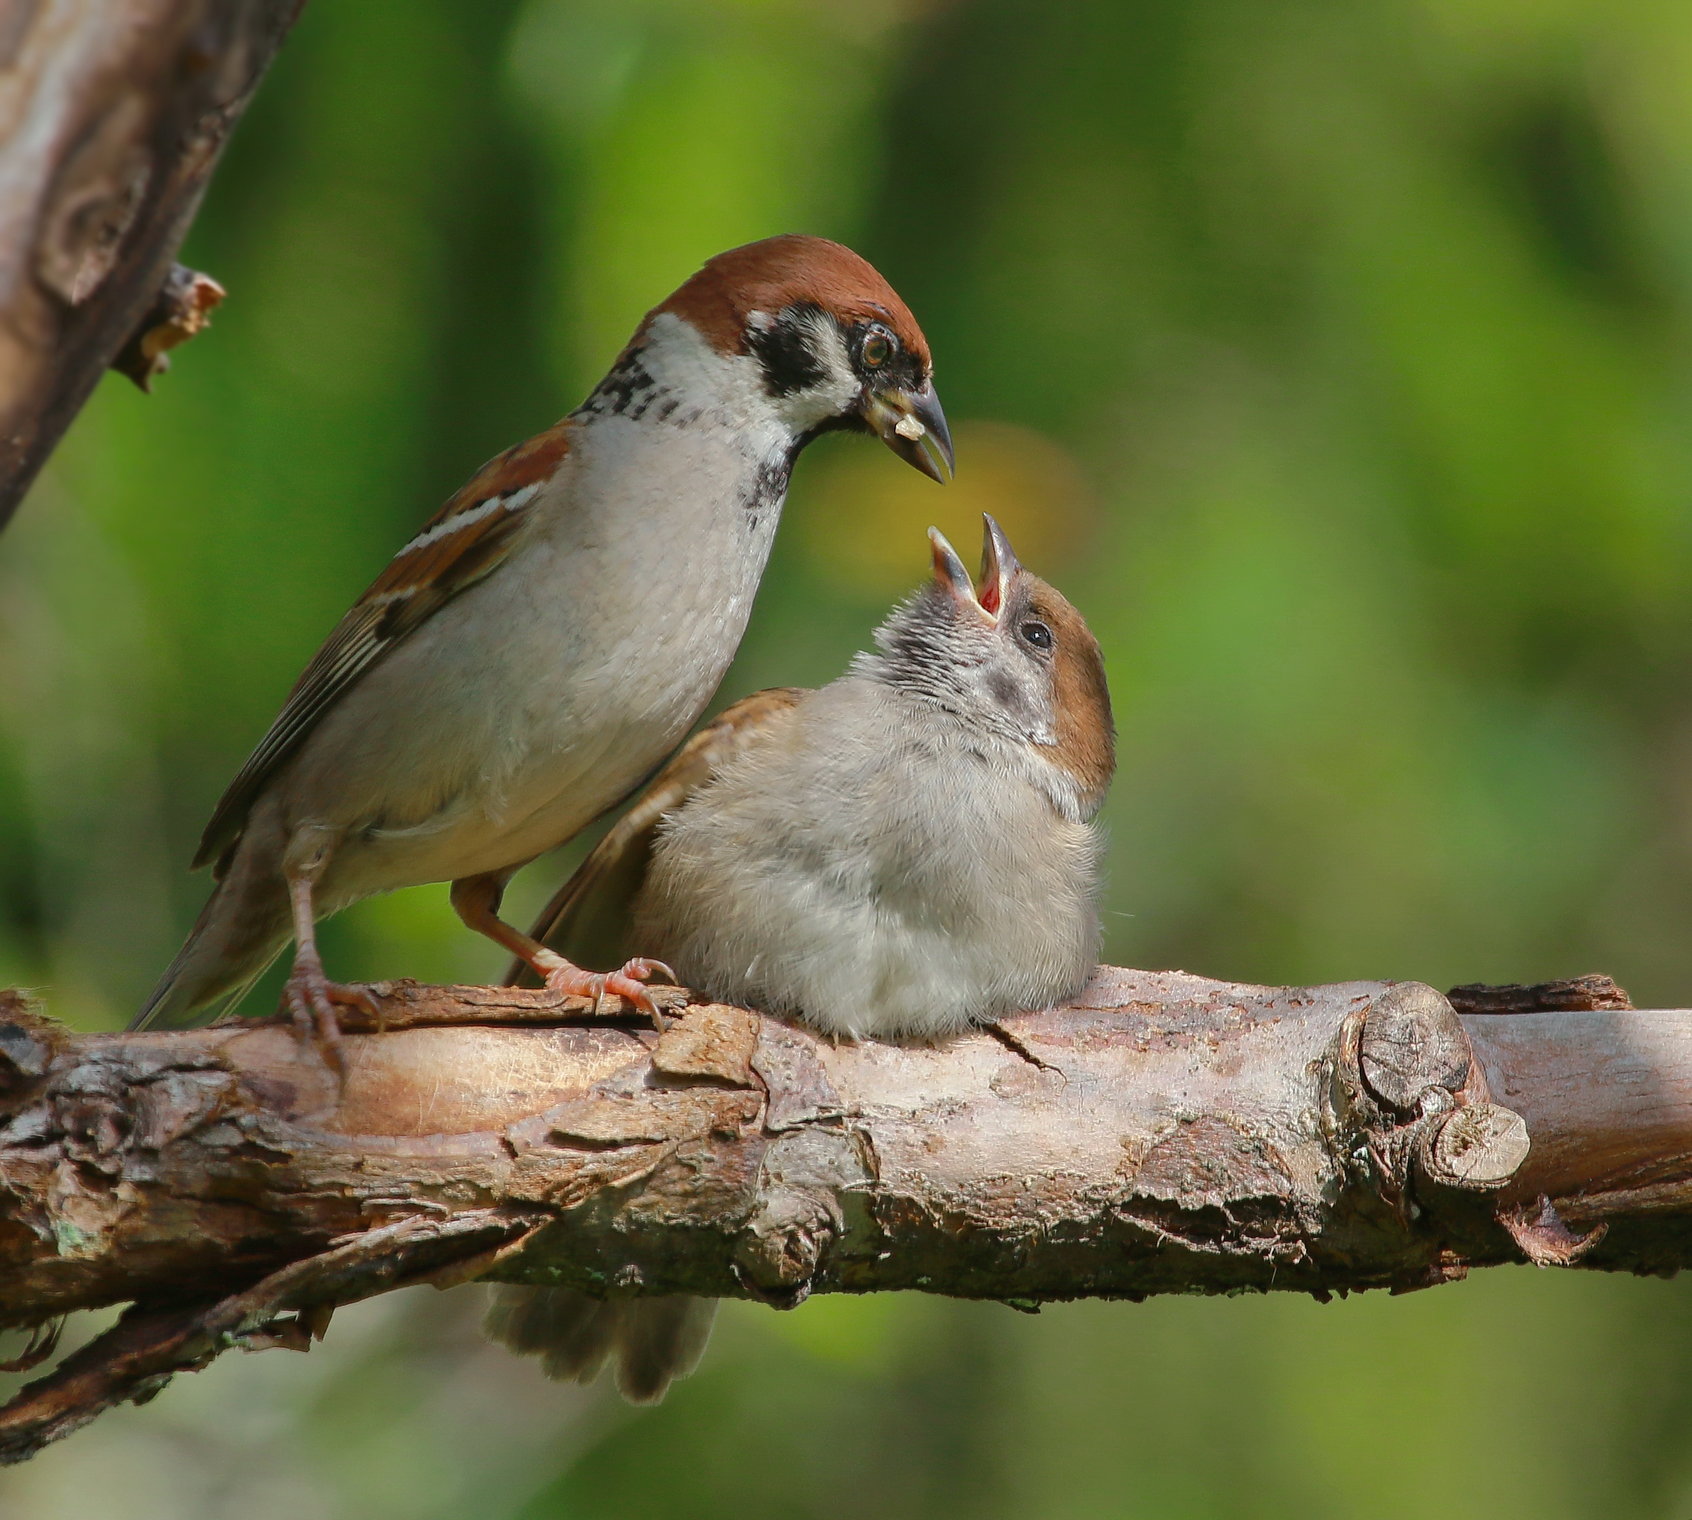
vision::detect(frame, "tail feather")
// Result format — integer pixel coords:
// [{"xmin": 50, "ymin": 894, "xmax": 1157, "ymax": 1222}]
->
[
  {"xmin": 132, "ymin": 838, "xmax": 292, "ymax": 1030},
  {"xmin": 484, "ymin": 1286, "xmax": 716, "ymax": 1404}
]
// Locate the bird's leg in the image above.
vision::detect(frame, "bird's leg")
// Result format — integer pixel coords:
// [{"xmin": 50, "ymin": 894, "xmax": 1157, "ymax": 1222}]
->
[
  {"xmin": 450, "ymin": 873, "xmax": 675, "ymax": 1026},
  {"xmin": 282, "ymin": 864, "xmax": 378, "ymax": 1070}
]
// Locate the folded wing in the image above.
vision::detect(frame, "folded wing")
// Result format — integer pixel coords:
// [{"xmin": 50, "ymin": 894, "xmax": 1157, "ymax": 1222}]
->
[
  {"xmin": 510, "ymin": 686, "xmax": 807, "ymax": 983},
  {"xmin": 194, "ymin": 426, "xmax": 571, "ymax": 872}
]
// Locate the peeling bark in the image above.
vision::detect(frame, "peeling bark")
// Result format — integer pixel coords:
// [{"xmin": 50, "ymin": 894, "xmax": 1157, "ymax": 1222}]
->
[
  {"xmin": 2, "ymin": 966, "xmax": 1690, "ymax": 1461},
  {"xmin": 0, "ymin": 0, "xmax": 304, "ymax": 522}
]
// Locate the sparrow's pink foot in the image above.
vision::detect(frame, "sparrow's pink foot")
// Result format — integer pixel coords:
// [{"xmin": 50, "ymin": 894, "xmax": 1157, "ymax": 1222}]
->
[
  {"xmin": 283, "ymin": 965, "xmax": 379, "ymax": 1075},
  {"xmin": 543, "ymin": 957, "xmax": 677, "ymax": 1028}
]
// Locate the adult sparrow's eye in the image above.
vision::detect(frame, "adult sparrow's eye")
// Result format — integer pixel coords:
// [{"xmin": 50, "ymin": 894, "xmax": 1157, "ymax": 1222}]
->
[
  {"xmin": 1020, "ymin": 620, "xmax": 1053, "ymax": 650},
  {"xmin": 861, "ymin": 328, "xmax": 896, "ymax": 368}
]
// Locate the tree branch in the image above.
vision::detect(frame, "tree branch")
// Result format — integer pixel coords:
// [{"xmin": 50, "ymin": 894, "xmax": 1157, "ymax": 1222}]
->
[
  {"xmin": 0, "ymin": 0, "xmax": 305, "ymax": 523},
  {"xmin": 2, "ymin": 966, "xmax": 1689, "ymax": 1461}
]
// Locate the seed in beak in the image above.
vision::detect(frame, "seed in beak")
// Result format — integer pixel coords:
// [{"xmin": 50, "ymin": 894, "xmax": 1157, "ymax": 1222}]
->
[{"xmin": 894, "ymin": 415, "xmax": 927, "ymax": 442}]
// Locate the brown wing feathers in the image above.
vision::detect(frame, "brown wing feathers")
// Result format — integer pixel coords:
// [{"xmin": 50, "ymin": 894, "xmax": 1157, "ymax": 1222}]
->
[{"xmin": 193, "ymin": 426, "xmax": 572, "ymax": 870}]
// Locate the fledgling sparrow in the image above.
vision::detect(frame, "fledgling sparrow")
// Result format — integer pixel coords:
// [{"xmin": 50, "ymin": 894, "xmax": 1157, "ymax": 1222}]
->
[
  {"xmin": 133, "ymin": 235, "xmax": 951, "ymax": 1044},
  {"xmin": 488, "ymin": 514, "xmax": 1115, "ymax": 1401}
]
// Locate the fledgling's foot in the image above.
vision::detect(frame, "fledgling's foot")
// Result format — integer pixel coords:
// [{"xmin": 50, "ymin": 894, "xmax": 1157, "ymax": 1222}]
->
[
  {"xmin": 543, "ymin": 956, "xmax": 677, "ymax": 1028},
  {"xmin": 283, "ymin": 967, "xmax": 379, "ymax": 1075}
]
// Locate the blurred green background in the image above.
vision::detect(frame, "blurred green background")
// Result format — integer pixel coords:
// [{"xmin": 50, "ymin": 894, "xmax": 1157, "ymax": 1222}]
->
[{"xmin": 7, "ymin": 0, "xmax": 1692, "ymax": 1513}]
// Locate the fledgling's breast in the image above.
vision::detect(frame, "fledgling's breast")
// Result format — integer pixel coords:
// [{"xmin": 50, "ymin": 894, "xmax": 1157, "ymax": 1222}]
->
[{"xmin": 636, "ymin": 681, "xmax": 1103, "ymax": 1039}]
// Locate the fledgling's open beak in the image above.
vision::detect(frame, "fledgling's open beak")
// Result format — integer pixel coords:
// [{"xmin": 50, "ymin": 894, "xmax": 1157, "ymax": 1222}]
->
[
  {"xmin": 928, "ymin": 525, "xmax": 995, "ymax": 624},
  {"xmin": 864, "ymin": 382, "xmax": 955, "ymax": 483},
  {"xmin": 976, "ymin": 514, "xmax": 1020, "ymax": 617}
]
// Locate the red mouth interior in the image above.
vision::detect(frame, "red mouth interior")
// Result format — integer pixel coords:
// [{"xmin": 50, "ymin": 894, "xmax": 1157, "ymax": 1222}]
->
[{"xmin": 978, "ymin": 576, "xmax": 1001, "ymax": 615}]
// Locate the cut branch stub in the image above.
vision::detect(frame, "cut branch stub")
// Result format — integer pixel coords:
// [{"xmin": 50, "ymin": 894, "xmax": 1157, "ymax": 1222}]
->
[
  {"xmin": 1331, "ymin": 981, "xmax": 1532, "ymax": 1211},
  {"xmin": 1358, "ymin": 982, "xmax": 1472, "ymax": 1113},
  {"xmin": 1419, "ymin": 1103, "xmax": 1531, "ymax": 1189}
]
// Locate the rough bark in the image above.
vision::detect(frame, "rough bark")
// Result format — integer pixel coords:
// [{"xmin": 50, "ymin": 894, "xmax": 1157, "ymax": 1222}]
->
[
  {"xmin": 0, "ymin": 0, "xmax": 304, "ymax": 522},
  {"xmin": 1, "ymin": 966, "xmax": 1688, "ymax": 1461}
]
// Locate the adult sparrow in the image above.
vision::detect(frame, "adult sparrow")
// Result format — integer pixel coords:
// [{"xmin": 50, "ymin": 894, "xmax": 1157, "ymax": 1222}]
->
[{"xmin": 134, "ymin": 235, "xmax": 951, "ymax": 1045}]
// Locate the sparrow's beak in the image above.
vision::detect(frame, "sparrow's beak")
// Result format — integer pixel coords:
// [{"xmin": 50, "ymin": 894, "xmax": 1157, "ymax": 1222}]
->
[
  {"xmin": 864, "ymin": 382, "xmax": 955, "ymax": 483},
  {"xmin": 976, "ymin": 514, "xmax": 1020, "ymax": 617},
  {"xmin": 928, "ymin": 526, "xmax": 994, "ymax": 623}
]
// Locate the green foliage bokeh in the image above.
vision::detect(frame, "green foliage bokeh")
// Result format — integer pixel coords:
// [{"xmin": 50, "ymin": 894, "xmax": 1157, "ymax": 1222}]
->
[{"xmin": 6, "ymin": 1, "xmax": 1692, "ymax": 1514}]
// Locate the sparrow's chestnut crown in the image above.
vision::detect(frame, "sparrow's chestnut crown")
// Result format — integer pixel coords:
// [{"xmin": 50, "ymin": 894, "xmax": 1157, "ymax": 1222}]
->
[{"xmin": 658, "ymin": 234, "xmax": 953, "ymax": 482}]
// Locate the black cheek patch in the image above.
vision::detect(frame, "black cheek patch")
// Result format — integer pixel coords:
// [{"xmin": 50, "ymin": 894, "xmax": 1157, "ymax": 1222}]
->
[
  {"xmin": 747, "ymin": 304, "xmax": 829, "ymax": 398},
  {"xmin": 986, "ymin": 668, "xmax": 1023, "ymax": 713}
]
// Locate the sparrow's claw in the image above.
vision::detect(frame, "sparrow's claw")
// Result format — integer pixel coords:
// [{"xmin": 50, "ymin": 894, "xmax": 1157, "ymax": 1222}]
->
[
  {"xmin": 542, "ymin": 957, "xmax": 678, "ymax": 1030},
  {"xmin": 282, "ymin": 969, "xmax": 377, "ymax": 1077},
  {"xmin": 619, "ymin": 957, "xmax": 676, "ymax": 988}
]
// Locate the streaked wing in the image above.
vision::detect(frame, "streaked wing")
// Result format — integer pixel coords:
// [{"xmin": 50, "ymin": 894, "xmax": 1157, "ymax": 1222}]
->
[
  {"xmin": 508, "ymin": 686, "xmax": 806, "ymax": 983},
  {"xmin": 194, "ymin": 424, "xmax": 573, "ymax": 871}
]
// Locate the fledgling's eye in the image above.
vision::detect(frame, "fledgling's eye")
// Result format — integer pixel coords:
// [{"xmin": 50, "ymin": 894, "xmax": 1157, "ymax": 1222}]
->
[
  {"xmin": 1019, "ymin": 620, "xmax": 1053, "ymax": 651},
  {"xmin": 860, "ymin": 327, "xmax": 896, "ymax": 369}
]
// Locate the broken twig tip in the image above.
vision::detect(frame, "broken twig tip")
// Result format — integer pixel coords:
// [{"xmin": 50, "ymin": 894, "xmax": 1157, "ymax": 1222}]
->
[{"xmin": 111, "ymin": 265, "xmax": 225, "ymax": 392}]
